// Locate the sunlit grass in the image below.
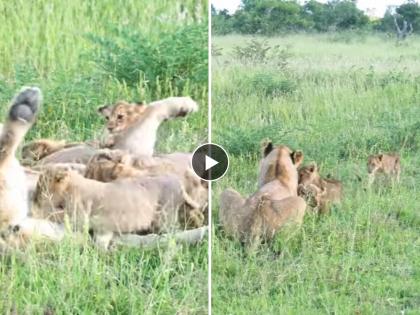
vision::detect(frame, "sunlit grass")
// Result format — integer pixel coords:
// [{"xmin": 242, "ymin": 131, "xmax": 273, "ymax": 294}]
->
[
  {"xmin": 0, "ymin": 1, "xmax": 208, "ymax": 314},
  {"xmin": 212, "ymin": 34, "xmax": 420, "ymax": 314}
]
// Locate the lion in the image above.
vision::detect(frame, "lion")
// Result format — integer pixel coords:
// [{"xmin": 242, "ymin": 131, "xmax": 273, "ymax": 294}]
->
[
  {"xmin": 298, "ymin": 163, "xmax": 342, "ymax": 214},
  {"xmin": 219, "ymin": 142, "xmax": 306, "ymax": 244},
  {"xmin": 367, "ymin": 153, "xmax": 401, "ymax": 185},
  {"xmin": 84, "ymin": 149, "xmax": 208, "ymax": 228},
  {"xmin": 33, "ymin": 167, "xmax": 203, "ymax": 248},
  {"xmin": 0, "ymin": 87, "xmax": 63, "ymax": 243},
  {"xmin": 98, "ymin": 96, "xmax": 199, "ymax": 156},
  {"xmin": 21, "ymin": 139, "xmax": 82, "ymax": 164},
  {"xmin": 22, "ymin": 96, "xmax": 199, "ymax": 167}
]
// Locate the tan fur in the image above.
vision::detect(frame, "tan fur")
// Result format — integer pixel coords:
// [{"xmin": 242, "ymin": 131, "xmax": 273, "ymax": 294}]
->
[
  {"xmin": 84, "ymin": 149, "xmax": 208, "ymax": 228},
  {"xmin": 21, "ymin": 139, "xmax": 82, "ymax": 164},
  {"xmin": 219, "ymin": 142, "xmax": 306, "ymax": 244},
  {"xmin": 298, "ymin": 163, "xmax": 342, "ymax": 214},
  {"xmin": 33, "ymin": 167, "xmax": 201, "ymax": 248},
  {"xmin": 98, "ymin": 97, "xmax": 198, "ymax": 156},
  {"xmin": 22, "ymin": 96, "xmax": 199, "ymax": 170},
  {"xmin": 98, "ymin": 101, "xmax": 147, "ymax": 134},
  {"xmin": 367, "ymin": 153, "xmax": 401, "ymax": 185},
  {"xmin": 0, "ymin": 87, "xmax": 63, "ymax": 244}
]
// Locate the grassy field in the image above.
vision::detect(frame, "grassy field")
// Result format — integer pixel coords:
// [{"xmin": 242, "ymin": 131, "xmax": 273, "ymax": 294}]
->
[
  {"xmin": 212, "ymin": 34, "xmax": 420, "ymax": 314},
  {"xmin": 0, "ymin": 1, "xmax": 208, "ymax": 314}
]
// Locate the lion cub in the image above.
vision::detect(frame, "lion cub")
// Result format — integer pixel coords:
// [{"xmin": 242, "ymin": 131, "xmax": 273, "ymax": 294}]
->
[
  {"xmin": 97, "ymin": 97, "xmax": 198, "ymax": 156},
  {"xmin": 33, "ymin": 166, "xmax": 202, "ymax": 248},
  {"xmin": 298, "ymin": 163, "xmax": 342, "ymax": 214},
  {"xmin": 84, "ymin": 149, "xmax": 207, "ymax": 229},
  {"xmin": 367, "ymin": 153, "xmax": 401, "ymax": 185}
]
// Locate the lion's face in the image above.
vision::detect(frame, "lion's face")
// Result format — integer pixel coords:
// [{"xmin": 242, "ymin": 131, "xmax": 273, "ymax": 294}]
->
[
  {"xmin": 298, "ymin": 163, "xmax": 320, "ymax": 186},
  {"xmin": 34, "ymin": 168, "xmax": 71, "ymax": 211},
  {"xmin": 98, "ymin": 101, "xmax": 147, "ymax": 133},
  {"xmin": 367, "ymin": 155, "xmax": 382, "ymax": 174},
  {"xmin": 22, "ymin": 140, "xmax": 64, "ymax": 162},
  {"xmin": 297, "ymin": 183, "xmax": 325, "ymax": 209}
]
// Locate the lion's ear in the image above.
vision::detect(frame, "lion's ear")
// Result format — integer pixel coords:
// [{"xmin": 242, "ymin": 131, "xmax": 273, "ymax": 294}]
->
[
  {"xmin": 308, "ymin": 162, "xmax": 317, "ymax": 173},
  {"xmin": 292, "ymin": 150, "xmax": 304, "ymax": 167},
  {"xmin": 261, "ymin": 139, "xmax": 273, "ymax": 157},
  {"xmin": 97, "ymin": 105, "xmax": 112, "ymax": 117},
  {"xmin": 378, "ymin": 154, "xmax": 383, "ymax": 161},
  {"xmin": 54, "ymin": 170, "xmax": 69, "ymax": 183}
]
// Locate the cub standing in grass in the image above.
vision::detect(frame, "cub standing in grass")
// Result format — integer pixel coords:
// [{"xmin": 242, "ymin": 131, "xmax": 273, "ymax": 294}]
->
[{"xmin": 367, "ymin": 153, "xmax": 401, "ymax": 185}]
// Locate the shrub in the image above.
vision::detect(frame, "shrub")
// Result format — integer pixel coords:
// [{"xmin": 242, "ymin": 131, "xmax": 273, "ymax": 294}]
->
[
  {"xmin": 233, "ymin": 38, "xmax": 292, "ymax": 70},
  {"xmin": 88, "ymin": 23, "xmax": 207, "ymax": 96},
  {"xmin": 247, "ymin": 72, "xmax": 297, "ymax": 97}
]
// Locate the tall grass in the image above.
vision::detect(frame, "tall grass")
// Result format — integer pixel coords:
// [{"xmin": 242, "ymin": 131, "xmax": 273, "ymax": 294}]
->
[
  {"xmin": 0, "ymin": 1, "xmax": 208, "ymax": 314},
  {"xmin": 212, "ymin": 34, "xmax": 420, "ymax": 314}
]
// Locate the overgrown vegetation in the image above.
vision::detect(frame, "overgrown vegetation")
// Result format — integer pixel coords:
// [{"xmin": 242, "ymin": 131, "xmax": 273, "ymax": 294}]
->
[
  {"xmin": 0, "ymin": 1, "xmax": 208, "ymax": 314},
  {"xmin": 212, "ymin": 34, "xmax": 420, "ymax": 314},
  {"xmin": 88, "ymin": 24, "xmax": 208, "ymax": 96}
]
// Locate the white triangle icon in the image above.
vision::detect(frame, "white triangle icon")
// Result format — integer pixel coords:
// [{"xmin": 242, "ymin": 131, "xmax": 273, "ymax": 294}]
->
[{"xmin": 205, "ymin": 155, "xmax": 219, "ymax": 171}]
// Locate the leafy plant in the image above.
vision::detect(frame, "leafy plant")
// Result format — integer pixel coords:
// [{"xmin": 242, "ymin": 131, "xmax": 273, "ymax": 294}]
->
[
  {"xmin": 233, "ymin": 38, "xmax": 292, "ymax": 70},
  {"xmin": 88, "ymin": 23, "xmax": 208, "ymax": 96}
]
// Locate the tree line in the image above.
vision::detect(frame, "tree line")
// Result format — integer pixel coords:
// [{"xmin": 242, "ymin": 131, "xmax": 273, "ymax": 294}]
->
[{"xmin": 212, "ymin": 0, "xmax": 420, "ymax": 35}]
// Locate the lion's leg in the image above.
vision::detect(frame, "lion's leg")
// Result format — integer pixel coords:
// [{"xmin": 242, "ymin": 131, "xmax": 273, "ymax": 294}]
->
[
  {"xmin": 15, "ymin": 217, "xmax": 64, "ymax": 242},
  {"xmin": 150, "ymin": 97, "xmax": 198, "ymax": 122},
  {"xmin": 0, "ymin": 87, "xmax": 41, "ymax": 167},
  {"xmin": 219, "ymin": 188, "xmax": 248, "ymax": 239},
  {"xmin": 368, "ymin": 172, "xmax": 376, "ymax": 186},
  {"xmin": 94, "ymin": 231, "xmax": 114, "ymax": 250}
]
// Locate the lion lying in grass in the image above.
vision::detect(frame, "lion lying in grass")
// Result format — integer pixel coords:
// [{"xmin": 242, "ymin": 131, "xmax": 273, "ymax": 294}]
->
[
  {"xmin": 0, "ymin": 87, "xmax": 64, "ymax": 244},
  {"xmin": 83, "ymin": 149, "xmax": 208, "ymax": 228},
  {"xmin": 219, "ymin": 141, "xmax": 306, "ymax": 245},
  {"xmin": 21, "ymin": 96, "xmax": 199, "ymax": 166},
  {"xmin": 33, "ymin": 165, "xmax": 204, "ymax": 248}
]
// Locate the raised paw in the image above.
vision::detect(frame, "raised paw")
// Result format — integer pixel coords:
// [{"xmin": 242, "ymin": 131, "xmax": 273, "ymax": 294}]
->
[{"xmin": 9, "ymin": 87, "xmax": 42, "ymax": 123}]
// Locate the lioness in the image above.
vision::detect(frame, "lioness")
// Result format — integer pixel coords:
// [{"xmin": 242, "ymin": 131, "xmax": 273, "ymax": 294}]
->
[
  {"xmin": 33, "ymin": 167, "xmax": 203, "ymax": 248},
  {"xmin": 367, "ymin": 153, "xmax": 401, "ymax": 185},
  {"xmin": 219, "ymin": 142, "xmax": 306, "ymax": 244},
  {"xmin": 0, "ymin": 87, "xmax": 63, "ymax": 243},
  {"xmin": 298, "ymin": 163, "xmax": 342, "ymax": 214}
]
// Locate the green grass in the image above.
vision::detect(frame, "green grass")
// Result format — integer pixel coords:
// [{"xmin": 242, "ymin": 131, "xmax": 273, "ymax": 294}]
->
[
  {"xmin": 212, "ymin": 34, "xmax": 420, "ymax": 314},
  {"xmin": 0, "ymin": 1, "xmax": 208, "ymax": 314}
]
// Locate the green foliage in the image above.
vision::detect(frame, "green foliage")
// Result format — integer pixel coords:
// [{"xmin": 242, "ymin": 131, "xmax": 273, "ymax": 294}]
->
[
  {"xmin": 213, "ymin": 0, "xmax": 370, "ymax": 35},
  {"xmin": 212, "ymin": 34, "xmax": 420, "ymax": 314},
  {"xmin": 88, "ymin": 23, "xmax": 208, "ymax": 97},
  {"xmin": 233, "ymin": 38, "xmax": 292, "ymax": 69},
  {"xmin": 247, "ymin": 72, "xmax": 296, "ymax": 96},
  {"xmin": 0, "ymin": 1, "xmax": 208, "ymax": 313}
]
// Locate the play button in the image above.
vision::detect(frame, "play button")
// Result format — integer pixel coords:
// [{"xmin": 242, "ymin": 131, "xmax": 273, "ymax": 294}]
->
[
  {"xmin": 205, "ymin": 155, "xmax": 219, "ymax": 171},
  {"xmin": 192, "ymin": 143, "xmax": 229, "ymax": 181}
]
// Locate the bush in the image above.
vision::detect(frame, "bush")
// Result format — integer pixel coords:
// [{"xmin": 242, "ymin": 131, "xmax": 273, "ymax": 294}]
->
[
  {"xmin": 247, "ymin": 72, "xmax": 296, "ymax": 97},
  {"xmin": 88, "ymin": 24, "xmax": 207, "ymax": 96},
  {"xmin": 233, "ymin": 38, "xmax": 292, "ymax": 70}
]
